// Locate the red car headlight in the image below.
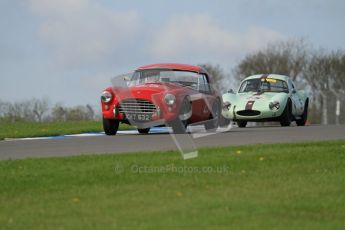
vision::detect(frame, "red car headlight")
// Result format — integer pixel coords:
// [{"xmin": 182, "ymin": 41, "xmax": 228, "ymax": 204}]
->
[
  {"xmin": 101, "ymin": 91, "xmax": 112, "ymax": 103},
  {"xmin": 164, "ymin": 94, "xmax": 176, "ymax": 106}
]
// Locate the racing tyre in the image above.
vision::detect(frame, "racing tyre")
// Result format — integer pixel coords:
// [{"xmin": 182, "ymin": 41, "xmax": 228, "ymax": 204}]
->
[
  {"xmin": 138, "ymin": 128, "xmax": 150, "ymax": 134},
  {"xmin": 280, "ymin": 101, "xmax": 292, "ymax": 127},
  {"xmin": 204, "ymin": 101, "xmax": 221, "ymax": 131},
  {"xmin": 296, "ymin": 101, "xmax": 308, "ymax": 126},
  {"xmin": 237, "ymin": 121, "xmax": 247, "ymax": 128},
  {"xmin": 103, "ymin": 117, "xmax": 119, "ymax": 135}
]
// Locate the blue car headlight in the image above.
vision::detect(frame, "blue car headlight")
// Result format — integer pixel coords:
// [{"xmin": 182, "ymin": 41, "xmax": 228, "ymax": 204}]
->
[
  {"xmin": 269, "ymin": 101, "xmax": 280, "ymax": 110},
  {"xmin": 222, "ymin": 101, "xmax": 231, "ymax": 110}
]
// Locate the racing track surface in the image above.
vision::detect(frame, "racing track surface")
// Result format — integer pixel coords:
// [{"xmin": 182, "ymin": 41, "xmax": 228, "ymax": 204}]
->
[{"xmin": 0, "ymin": 125, "xmax": 344, "ymax": 160}]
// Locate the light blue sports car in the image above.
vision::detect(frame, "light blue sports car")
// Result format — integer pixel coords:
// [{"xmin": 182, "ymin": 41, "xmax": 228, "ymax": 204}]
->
[{"xmin": 222, "ymin": 74, "xmax": 309, "ymax": 127}]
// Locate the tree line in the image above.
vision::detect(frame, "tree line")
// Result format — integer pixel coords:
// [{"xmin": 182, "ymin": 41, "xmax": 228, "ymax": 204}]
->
[{"xmin": 0, "ymin": 98, "xmax": 97, "ymax": 123}]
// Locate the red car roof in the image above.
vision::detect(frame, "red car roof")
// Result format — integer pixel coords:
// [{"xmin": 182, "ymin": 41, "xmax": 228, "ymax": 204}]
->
[{"xmin": 137, "ymin": 63, "xmax": 205, "ymax": 73}]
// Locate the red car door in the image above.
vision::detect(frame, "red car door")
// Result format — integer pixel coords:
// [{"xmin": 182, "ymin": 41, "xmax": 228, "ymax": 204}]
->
[{"xmin": 190, "ymin": 74, "xmax": 215, "ymax": 122}]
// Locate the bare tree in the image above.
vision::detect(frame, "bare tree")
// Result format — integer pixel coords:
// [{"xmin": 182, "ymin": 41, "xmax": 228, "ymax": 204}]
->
[
  {"xmin": 51, "ymin": 104, "xmax": 67, "ymax": 121},
  {"xmin": 7, "ymin": 101, "xmax": 33, "ymax": 122},
  {"xmin": 0, "ymin": 100, "xmax": 9, "ymax": 117},
  {"xmin": 331, "ymin": 51, "xmax": 345, "ymax": 124},
  {"xmin": 50, "ymin": 103, "xmax": 97, "ymax": 122},
  {"xmin": 66, "ymin": 106, "xmax": 92, "ymax": 121},
  {"xmin": 32, "ymin": 97, "xmax": 49, "ymax": 122},
  {"xmin": 303, "ymin": 51, "xmax": 340, "ymax": 125},
  {"xmin": 233, "ymin": 39, "xmax": 309, "ymax": 83},
  {"xmin": 86, "ymin": 104, "xmax": 95, "ymax": 120},
  {"xmin": 199, "ymin": 63, "xmax": 228, "ymax": 93}
]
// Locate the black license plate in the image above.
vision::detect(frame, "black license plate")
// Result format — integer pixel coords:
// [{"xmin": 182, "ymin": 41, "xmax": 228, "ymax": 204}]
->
[{"xmin": 125, "ymin": 113, "xmax": 151, "ymax": 121}]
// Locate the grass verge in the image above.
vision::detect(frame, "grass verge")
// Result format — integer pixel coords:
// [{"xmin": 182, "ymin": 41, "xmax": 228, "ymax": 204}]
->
[
  {"xmin": 1, "ymin": 140, "xmax": 345, "ymax": 229},
  {"xmin": 0, "ymin": 121, "xmax": 133, "ymax": 140}
]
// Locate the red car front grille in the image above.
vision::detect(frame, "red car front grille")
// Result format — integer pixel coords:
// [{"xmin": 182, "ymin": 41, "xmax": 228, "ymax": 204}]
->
[{"xmin": 119, "ymin": 99, "xmax": 156, "ymax": 114}]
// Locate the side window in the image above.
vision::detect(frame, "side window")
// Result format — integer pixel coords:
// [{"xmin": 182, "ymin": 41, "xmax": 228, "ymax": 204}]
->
[
  {"xmin": 198, "ymin": 74, "xmax": 211, "ymax": 93},
  {"xmin": 288, "ymin": 80, "xmax": 294, "ymax": 92},
  {"xmin": 198, "ymin": 74, "xmax": 205, "ymax": 92},
  {"xmin": 283, "ymin": 81, "xmax": 288, "ymax": 90}
]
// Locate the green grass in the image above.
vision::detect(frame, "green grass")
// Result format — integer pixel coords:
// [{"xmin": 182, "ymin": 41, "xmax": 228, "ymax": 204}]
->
[
  {"xmin": 1, "ymin": 141, "xmax": 345, "ymax": 229},
  {"xmin": 0, "ymin": 121, "xmax": 132, "ymax": 140}
]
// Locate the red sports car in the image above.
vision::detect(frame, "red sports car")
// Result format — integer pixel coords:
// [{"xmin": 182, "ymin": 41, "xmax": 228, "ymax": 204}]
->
[{"xmin": 100, "ymin": 63, "xmax": 222, "ymax": 135}]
